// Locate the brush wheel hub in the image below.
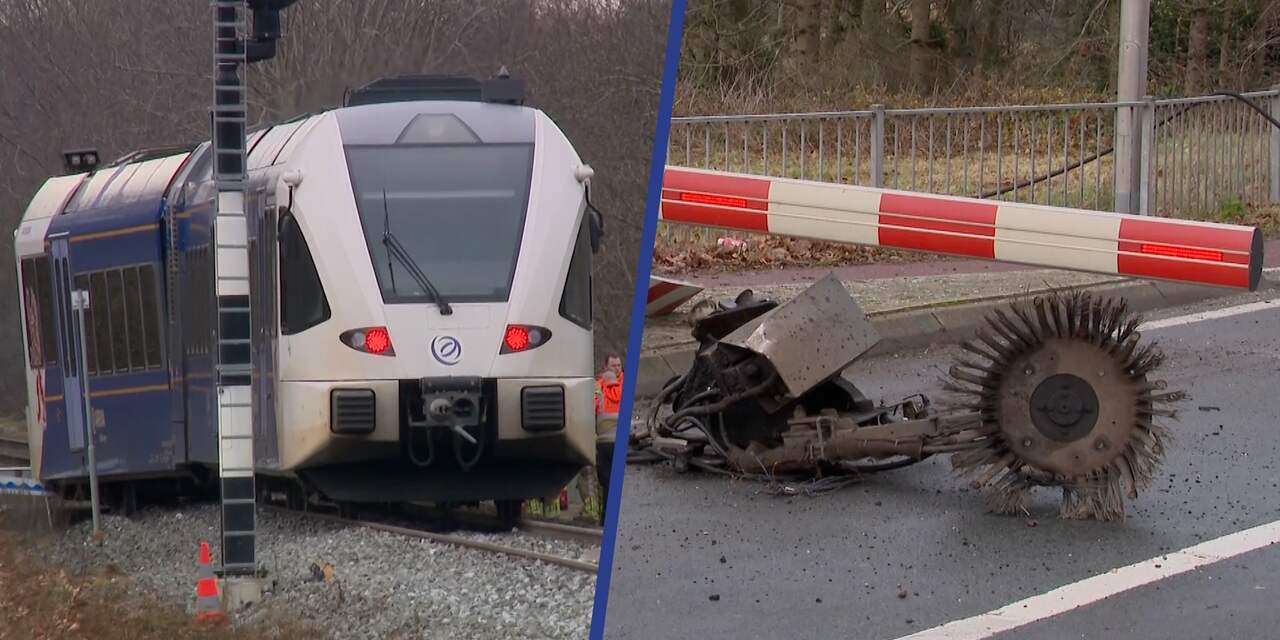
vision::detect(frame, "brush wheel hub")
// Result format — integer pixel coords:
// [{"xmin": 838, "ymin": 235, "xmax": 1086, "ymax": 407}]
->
[
  {"xmin": 1031, "ymin": 374, "xmax": 1098, "ymax": 440},
  {"xmin": 998, "ymin": 338, "xmax": 1137, "ymax": 478}
]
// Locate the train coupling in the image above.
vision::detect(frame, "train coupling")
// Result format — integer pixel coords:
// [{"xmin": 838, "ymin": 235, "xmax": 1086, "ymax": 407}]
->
[{"xmin": 405, "ymin": 377, "xmax": 489, "ymax": 469}]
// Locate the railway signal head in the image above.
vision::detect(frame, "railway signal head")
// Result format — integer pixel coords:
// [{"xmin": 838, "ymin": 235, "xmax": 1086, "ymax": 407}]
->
[{"xmin": 62, "ymin": 148, "xmax": 99, "ymax": 175}]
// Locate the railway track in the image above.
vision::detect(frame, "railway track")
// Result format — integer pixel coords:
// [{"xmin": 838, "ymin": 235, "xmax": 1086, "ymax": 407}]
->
[
  {"xmin": 264, "ymin": 504, "xmax": 602, "ymax": 574},
  {"xmin": 0, "ymin": 434, "xmax": 602, "ymax": 573},
  {"xmin": 0, "ymin": 434, "xmax": 29, "ymax": 467}
]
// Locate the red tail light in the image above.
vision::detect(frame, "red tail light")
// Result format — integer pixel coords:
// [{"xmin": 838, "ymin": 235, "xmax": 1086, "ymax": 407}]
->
[
  {"xmin": 500, "ymin": 324, "xmax": 551, "ymax": 354},
  {"xmin": 339, "ymin": 327, "xmax": 396, "ymax": 356},
  {"xmin": 504, "ymin": 326, "xmax": 530, "ymax": 351},
  {"xmin": 365, "ymin": 327, "xmax": 391, "ymax": 353}
]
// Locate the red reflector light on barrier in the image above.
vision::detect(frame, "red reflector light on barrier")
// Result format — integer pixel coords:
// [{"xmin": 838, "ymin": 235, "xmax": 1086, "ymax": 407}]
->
[
  {"xmin": 678, "ymin": 192, "xmax": 749, "ymax": 209},
  {"xmin": 1139, "ymin": 243, "xmax": 1224, "ymax": 262},
  {"xmin": 500, "ymin": 324, "xmax": 551, "ymax": 354}
]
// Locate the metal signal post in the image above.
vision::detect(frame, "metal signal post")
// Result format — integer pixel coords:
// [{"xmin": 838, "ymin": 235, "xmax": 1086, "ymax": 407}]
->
[
  {"xmin": 70, "ymin": 289, "xmax": 101, "ymax": 537},
  {"xmin": 210, "ymin": 0, "xmax": 295, "ymax": 576}
]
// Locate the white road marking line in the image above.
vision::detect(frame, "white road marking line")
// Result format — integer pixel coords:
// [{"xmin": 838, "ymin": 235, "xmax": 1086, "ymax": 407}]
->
[
  {"xmin": 1138, "ymin": 298, "xmax": 1279, "ymax": 331},
  {"xmin": 895, "ymin": 520, "xmax": 1280, "ymax": 640},
  {"xmin": 1263, "ymin": 266, "xmax": 1279, "ymax": 274}
]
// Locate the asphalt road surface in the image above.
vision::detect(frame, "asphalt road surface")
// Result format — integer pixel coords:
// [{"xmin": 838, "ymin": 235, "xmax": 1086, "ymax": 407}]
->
[{"xmin": 604, "ymin": 285, "xmax": 1280, "ymax": 640}]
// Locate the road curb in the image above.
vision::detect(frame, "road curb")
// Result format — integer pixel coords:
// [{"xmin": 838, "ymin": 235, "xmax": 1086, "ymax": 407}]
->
[{"xmin": 634, "ymin": 277, "xmax": 1275, "ymax": 399}]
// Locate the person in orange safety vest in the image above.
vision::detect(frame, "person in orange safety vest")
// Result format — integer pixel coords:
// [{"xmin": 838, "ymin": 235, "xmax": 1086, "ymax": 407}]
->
[{"xmin": 589, "ymin": 354, "xmax": 624, "ymax": 518}]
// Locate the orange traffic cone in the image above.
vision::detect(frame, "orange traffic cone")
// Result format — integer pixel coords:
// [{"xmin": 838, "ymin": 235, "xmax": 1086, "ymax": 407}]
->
[
  {"xmin": 559, "ymin": 486, "xmax": 569, "ymax": 510},
  {"xmin": 194, "ymin": 541, "xmax": 225, "ymax": 624}
]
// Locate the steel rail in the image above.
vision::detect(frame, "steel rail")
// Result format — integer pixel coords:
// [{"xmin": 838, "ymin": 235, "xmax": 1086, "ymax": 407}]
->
[
  {"xmin": 519, "ymin": 518, "xmax": 604, "ymax": 546},
  {"xmin": 262, "ymin": 504, "xmax": 600, "ymax": 574}
]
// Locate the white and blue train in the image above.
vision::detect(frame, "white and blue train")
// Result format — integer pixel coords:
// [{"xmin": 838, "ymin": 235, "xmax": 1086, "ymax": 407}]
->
[{"xmin": 12, "ymin": 75, "xmax": 602, "ymax": 517}]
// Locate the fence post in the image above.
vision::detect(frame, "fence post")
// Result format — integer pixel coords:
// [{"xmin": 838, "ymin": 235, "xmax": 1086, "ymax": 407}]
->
[
  {"xmin": 1114, "ymin": 103, "xmax": 1140, "ymax": 214},
  {"xmin": 1271, "ymin": 85, "xmax": 1280, "ymax": 204},
  {"xmin": 871, "ymin": 104, "xmax": 885, "ymax": 188},
  {"xmin": 1139, "ymin": 96, "xmax": 1156, "ymax": 215}
]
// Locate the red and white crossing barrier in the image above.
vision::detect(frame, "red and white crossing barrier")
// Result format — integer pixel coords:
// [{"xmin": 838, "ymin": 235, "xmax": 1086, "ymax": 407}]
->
[
  {"xmin": 661, "ymin": 167, "xmax": 1264, "ymax": 291},
  {"xmin": 647, "ymin": 275, "xmax": 704, "ymax": 316}
]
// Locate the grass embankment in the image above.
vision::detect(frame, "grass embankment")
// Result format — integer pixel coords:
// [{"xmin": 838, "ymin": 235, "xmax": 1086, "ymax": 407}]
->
[{"xmin": 0, "ymin": 518, "xmax": 316, "ymax": 640}]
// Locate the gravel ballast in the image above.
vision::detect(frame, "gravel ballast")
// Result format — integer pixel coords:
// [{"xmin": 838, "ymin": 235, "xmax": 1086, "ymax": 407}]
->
[{"xmin": 43, "ymin": 504, "xmax": 595, "ymax": 639}]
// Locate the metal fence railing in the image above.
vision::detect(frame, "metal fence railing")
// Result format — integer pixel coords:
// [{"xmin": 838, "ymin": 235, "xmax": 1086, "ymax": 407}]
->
[
  {"xmin": 1150, "ymin": 92, "xmax": 1278, "ymax": 216},
  {"xmin": 663, "ymin": 88, "xmax": 1280, "ymax": 249}
]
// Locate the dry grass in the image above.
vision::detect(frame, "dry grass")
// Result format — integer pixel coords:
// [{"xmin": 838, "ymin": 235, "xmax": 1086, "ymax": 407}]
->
[{"xmin": 0, "ymin": 519, "xmax": 317, "ymax": 640}]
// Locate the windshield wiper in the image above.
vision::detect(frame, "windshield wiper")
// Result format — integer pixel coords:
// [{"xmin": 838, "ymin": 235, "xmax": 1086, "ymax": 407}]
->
[{"xmin": 381, "ymin": 190, "xmax": 453, "ymax": 315}]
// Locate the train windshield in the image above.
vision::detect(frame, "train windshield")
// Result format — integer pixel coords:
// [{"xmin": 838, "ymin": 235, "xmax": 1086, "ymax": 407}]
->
[{"xmin": 346, "ymin": 143, "xmax": 534, "ymax": 303}]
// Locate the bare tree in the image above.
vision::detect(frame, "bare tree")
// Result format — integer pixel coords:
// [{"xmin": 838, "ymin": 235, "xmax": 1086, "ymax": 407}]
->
[
  {"xmin": 1187, "ymin": 0, "xmax": 1214, "ymax": 93},
  {"xmin": 796, "ymin": 0, "xmax": 822, "ymax": 62},
  {"xmin": 0, "ymin": 0, "xmax": 671, "ymax": 413}
]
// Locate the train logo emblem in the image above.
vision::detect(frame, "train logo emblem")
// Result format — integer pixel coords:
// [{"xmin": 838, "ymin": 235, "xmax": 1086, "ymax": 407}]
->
[{"xmin": 431, "ymin": 335, "xmax": 462, "ymax": 365}]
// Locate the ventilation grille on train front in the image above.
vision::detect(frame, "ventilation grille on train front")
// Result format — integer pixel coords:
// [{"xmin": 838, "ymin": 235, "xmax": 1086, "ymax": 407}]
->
[
  {"xmin": 521, "ymin": 386, "xmax": 565, "ymax": 432},
  {"xmin": 331, "ymin": 389, "xmax": 376, "ymax": 435}
]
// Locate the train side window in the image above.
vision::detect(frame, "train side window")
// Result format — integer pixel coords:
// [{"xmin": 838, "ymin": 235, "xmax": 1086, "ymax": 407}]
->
[
  {"xmin": 53, "ymin": 258, "xmax": 72, "ymax": 372},
  {"xmin": 279, "ymin": 211, "xmax": 331, "ymax": 335},
  {"xmin": 19, "ymin": 259, "xmax": 37, "ymax": 367},
  {"xmin": 19, "ymin": 258, "xmax": 45, "ymax": 368},
  {"xmin": 123, "ymin": 267, "xmax": 146, "ymax": 370},
  {"xmin": 559, "ymin": 218, "xmax": 592, "ymax": 329},
  {"xmin": 106, "ymin": 269, "xmax": 130, "ymax": 372},
  {"xmin": 139, "ymin": 264, "xmax": 163, "ymax": 367},
  {"xmin": 90, "ymin": 272, "xmax": 113, "ymax": 373},
  {"xmin": 74, "ymin": 274, "xmax": 98, "ymax": 375},
  {"xmin": 34, "ymin": 257, "xmax": 56, "ymax": 367}
]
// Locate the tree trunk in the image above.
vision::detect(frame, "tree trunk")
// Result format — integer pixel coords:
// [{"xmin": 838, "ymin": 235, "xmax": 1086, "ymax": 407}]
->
[
  {"xmin": 861, "ymin": 0, "xmax": 888, "ymax": 85},
  {"xmin": 796, "ymin": 0, "xmax": 823, "ymax": 63},
  {"xmin": 827, "ymin": 0, "xmax": 861, "ymax": 53},
  {"xmin": 945, "ymin": 0, "xmax": 976, "ymax": 73},
  {"xmin": 1217, "ymin": 23, "xmax": 1231, "ymax": 86},
  {"xmin": 1186, "ymin": 6, "xmax": 1210, "ymax": 94},
  {"xmin": 978, "ymin": 0, "xmax": 1005, "ymax": 69},
  {"xmin": 909, "ymin": 0, "xmax": 931, "ymax": 91}
]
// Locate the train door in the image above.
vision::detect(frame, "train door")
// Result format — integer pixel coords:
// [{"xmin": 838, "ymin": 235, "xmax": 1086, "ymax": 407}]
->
[
  {"xmin": 165, "ymin": 196, "xmax": 188, "ymax": 464},
  {"xmin": 249, "ymin": 192, "xmax": 280, "ymax": 467},
  {"xmin": 48, "ymin": 234, "xmax": 88, "ymax": 455}
]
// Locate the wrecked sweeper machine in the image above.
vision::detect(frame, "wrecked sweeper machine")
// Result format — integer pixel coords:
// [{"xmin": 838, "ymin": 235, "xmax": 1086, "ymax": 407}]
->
[{"xmin": 637, "ymin": 166, "xmax": 1265, "ymax": 521}]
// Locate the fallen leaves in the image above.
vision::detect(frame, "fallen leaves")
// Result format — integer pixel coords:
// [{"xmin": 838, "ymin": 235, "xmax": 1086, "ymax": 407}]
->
[{"xmin": 653, "ymin": 233, "xmax": 926, "ymax": 274}]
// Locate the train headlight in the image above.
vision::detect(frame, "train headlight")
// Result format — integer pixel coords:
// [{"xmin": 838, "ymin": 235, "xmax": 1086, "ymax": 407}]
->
[
  {"xmin": 500, "ymin": 324, "xmax": 551, "ymax": 354},
  {"xmin": 339, "ymin": 326, "xmax": 396, "ymax": 356}
]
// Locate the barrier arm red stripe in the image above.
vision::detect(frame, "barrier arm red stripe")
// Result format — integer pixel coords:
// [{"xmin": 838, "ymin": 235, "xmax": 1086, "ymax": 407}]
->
[
  {"xmin": 1118, "ymin": 218, "xmax": 1262, "ymax": 290},
  {"xmin": 661, "ymin": 168, "xmax": 771, "ymax": 232},
  {"xmin": 878, "ymin": 193, "xmax": 998, "ymax": 259}
]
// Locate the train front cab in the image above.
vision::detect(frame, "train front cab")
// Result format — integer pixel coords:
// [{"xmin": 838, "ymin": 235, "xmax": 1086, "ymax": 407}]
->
[{"xmin": 253, "ymin": 101, "xmax": 601, "ymax": 504}]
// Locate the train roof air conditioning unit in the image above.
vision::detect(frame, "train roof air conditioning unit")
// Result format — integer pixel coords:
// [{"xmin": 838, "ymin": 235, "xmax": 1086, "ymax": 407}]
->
[{"xmin": 344, "ymin": 68, "xmax": 525, "ymax": 107}]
